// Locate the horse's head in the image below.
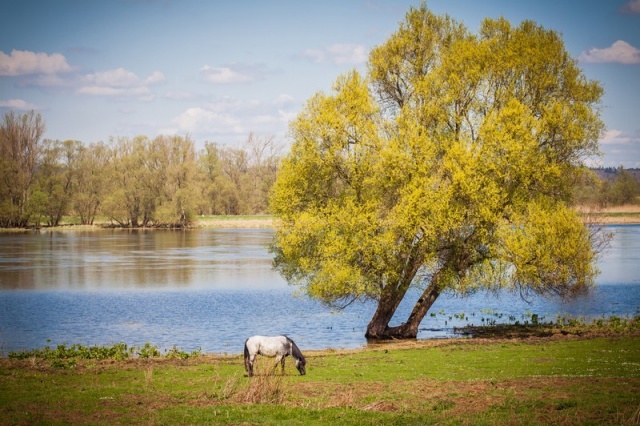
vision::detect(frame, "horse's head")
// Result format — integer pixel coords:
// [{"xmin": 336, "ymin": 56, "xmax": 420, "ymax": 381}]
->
[{"xmin": 295, "ymin": 358, "xmax": 306, "ymax": 375}]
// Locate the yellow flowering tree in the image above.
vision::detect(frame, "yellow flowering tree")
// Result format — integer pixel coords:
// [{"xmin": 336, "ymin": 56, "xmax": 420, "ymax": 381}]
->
[{"xmin": 270, "ymin": 5, "xmax": 607, "ymax": 339}]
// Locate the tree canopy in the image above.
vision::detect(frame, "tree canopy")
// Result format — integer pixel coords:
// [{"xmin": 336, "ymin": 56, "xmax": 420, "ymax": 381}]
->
[{"xmin": 270, "ymin": 5, "xmax": 608, "ymax": 339}]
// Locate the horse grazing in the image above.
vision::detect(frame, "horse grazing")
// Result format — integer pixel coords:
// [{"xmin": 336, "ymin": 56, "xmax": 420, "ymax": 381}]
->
[{"xmin": 243, "ymin": 335, "xmax": 306, "ymax": 377}]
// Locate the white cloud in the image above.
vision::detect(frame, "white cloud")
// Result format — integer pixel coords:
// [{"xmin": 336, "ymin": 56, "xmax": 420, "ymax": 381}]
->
[
  {"xmin": 0, "ymin": 98, "xmax": 39, "ymax": 110},
  {"xmin": 84, "ymin": 68, "xmax": 139, "ymax": 87},
  {"xmin": 601, "ymin": 129, "xmax": 635, "ymax": 145},
  {"xmin": 77, "ymin": 85, "xmax": 152, "ymax": 97},
  {"xmin": 200, "ymin": 63, "xmax": 274, "ymax": 85},
  {"xmin": 77, "ymin": 68, "xmax": 164, "ymax": 100},
  {"xmin": 591, "ymin": 129, "xmax": 640, "ymax": 168},
  {"xmin": 145, "ymin": 71, "xmax": 166, "ymax": 85},
  {"xmin": 202, "ymin": 66, "xmax": 248, "ymax": 83},
  {"xmin": 163, "ymin": 94, "xmax": 297, "ymax": 144},
  {"xmin": 0, "ymin": 49, "xmax": 73, "ymax": 76},
  {"xmin": 579, "ymin": 40, "xmax": 640, "ymax": 64},
  {"xmin": 171, "ymin": 107, "xmax": 244, "ymax": 135},
  {"xmin": 273, "ymin": 93, "xmax": 295, "ymax": 107},
  {"xmin": 84, "ymin": 68, "xmax": 164, "ymax": 87},
  {"xmin": 327, "ymin": 44, "xmax": 368, "ymax": 65},
  {"xmin": 301, "ymin": 44, "xmax": 367, "ymax": 65},
  {"xmin": 620, "ymin": 0, "xmax": 640, "ymax": 14}
]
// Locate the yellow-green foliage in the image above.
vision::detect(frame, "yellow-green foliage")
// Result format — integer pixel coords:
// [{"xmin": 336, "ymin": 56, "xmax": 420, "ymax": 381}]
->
[{"xmin": 270, "ymin": 5, "xmax": 606, "ymax": 313}]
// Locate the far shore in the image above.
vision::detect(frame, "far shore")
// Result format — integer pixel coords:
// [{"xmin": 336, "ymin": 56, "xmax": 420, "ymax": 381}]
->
[{"xmin": 1, "ymin": 205, "xmax": 639, "ymax": 233}]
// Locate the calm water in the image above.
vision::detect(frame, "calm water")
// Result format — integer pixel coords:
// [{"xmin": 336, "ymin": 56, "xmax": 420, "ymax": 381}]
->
[{"xmin": 0, "ymin": 226, "xmax": 638, "ymax": 355}]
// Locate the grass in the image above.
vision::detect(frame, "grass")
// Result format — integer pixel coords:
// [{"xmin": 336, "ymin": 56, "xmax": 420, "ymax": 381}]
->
[{"xmin": 1, "ymin": 328, "xmax": 639, "ymax": 425}]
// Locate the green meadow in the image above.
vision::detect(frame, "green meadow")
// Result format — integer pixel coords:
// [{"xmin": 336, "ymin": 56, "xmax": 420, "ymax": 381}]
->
[{"xmin": 2, "ymin": 328, "xmax": 639, "ymax": 425}]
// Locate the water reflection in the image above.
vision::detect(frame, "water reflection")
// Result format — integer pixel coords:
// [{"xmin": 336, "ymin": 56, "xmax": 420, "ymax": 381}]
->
[
  {"xmin": 0, "ymin": 229, "xmax": 285, "ymax": 290},
  {"xmin": 596, "ymin": 225, "xmax": 640, "ymax": 285},
  {"xmin": 0, "ymin": 226, "xmax": 638, "ymax": 354}
]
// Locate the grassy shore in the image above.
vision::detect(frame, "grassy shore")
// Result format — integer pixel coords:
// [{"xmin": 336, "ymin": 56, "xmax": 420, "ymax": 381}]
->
[
  {"xmin": 575, "ymin": 204, "xmax": 640, "ymax": 224},
  {"xmin": 2, "ymin": 323, "xmax": 639, "ymax": 425},
  {"xmin": 196, "ymin": 215, "xmax": 276, "ymax": 228}
]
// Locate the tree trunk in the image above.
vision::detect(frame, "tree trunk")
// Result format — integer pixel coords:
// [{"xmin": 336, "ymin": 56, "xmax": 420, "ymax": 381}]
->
[
  {"xmin": 365, "ymin": 264, "xmax": 447, "ymax": 340},
  {"xmin": 365, "ymin": 248, "xmax": 426, "ymax": 339},
  {"xmin": 386, "ymin": 281, "xmax": 441, "ymax": 338},
  {"xmin": 365, "ymin": 284, "xmax": 409, "ymax": 339}
]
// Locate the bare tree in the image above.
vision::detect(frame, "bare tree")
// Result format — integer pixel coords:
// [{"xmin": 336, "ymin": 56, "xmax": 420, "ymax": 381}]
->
[{"xmin": 0, "ymin": 111, "xmax": 46, "ymax": 227}]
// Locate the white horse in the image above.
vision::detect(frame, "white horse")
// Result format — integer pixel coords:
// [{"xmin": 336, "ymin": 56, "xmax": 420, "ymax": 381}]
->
[{"xmin": 243, "ymin": 335, "xmax": 306, "ymax": 377}]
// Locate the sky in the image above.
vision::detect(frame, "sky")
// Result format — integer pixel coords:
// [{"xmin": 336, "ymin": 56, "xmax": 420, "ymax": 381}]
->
[{"xmin": 1, "ymin": 0, "xmax": 639, "ymax": 168}]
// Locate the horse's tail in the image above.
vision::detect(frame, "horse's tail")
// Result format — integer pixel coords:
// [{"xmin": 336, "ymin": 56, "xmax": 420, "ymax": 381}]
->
[{"xmin": 243, "ymin": 339, "xmax": 251, "ymax": 373}]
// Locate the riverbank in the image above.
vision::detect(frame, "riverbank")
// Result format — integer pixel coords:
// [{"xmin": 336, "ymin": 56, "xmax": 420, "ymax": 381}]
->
[
  {"xmin": 575, "ymin": 204, "xmax": 640, "ymax": 224},
  {"xmin": 2, "ymin": 205, "xmax": 639, "ymax": 232},
  {"xmin": 196, "ymin": 215, "xmax": 276, "ymax": 228},
  {"xmin": 2, "ymin": 330, "xmax": 639, "ymax": 425}
]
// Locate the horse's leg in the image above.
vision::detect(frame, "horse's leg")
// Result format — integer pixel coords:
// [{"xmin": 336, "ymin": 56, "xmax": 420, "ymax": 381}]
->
[
  {"xmin": 248, "ymin": 353, "xmax": 257, "ymax": 377},
  {"xmin": 280, "ymin": 355, "xmax": 287, "ymax": 375},
  {"xmin": 272, "ymin": 355, "xmax": 283, "ymax": 376},
  {"xmin": 245, "ymin": 353, "xmax": 252, "ymax": 376}
]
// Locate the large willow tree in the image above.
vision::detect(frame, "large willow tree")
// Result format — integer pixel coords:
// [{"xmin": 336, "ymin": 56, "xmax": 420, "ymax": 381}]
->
[{"xmin": 270, "ymin": 5, "xmax": 607, "ymax": 339}]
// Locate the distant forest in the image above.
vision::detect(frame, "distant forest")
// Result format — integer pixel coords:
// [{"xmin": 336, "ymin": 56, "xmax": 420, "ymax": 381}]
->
[
  {"xmin": 1, "ymin": 111, "xmax": 639, "ymax": 228},
  {"xmin": 575, "ymin": 167, "xmax": 640, "ymax": 207},
  {"xmin": 1, "ymin": 111, "xmax": 281, "ymax": 228}
]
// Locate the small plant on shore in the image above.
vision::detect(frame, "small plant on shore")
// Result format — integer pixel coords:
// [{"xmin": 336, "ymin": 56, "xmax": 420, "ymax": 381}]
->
[
  {"xmin": 165, "ymin": 345, "xmax": 202, "ymax": 360},
  {"xmin": 7, "ymin": 342, "xmax": 203, "ymax": 362},
  {"xmin": 8, "ymin": 342, "xmax": 132, "ymax": 361},
  {"xmin": 137, "ymin": 342, "xmax": 161, "ymax": 359},
  {"xmin": 456, "ymin": 314, "xmax": 640, "ymax": 338}
]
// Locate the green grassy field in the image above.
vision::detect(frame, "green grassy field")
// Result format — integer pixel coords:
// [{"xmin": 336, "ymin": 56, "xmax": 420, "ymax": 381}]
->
[{"xmin": 2, "ymin": 332, "xmax": 639, "ymax": 425}]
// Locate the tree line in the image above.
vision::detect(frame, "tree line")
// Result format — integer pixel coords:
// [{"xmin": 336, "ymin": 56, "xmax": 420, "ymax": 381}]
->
[
  {"xmin": 574, "ymin": 167, "xmax": 640, "ymax": 207},
  {"xmin": 0, "ymin": 110, "xmax": 282, "ymax": 228},
  {"xmin": 1, "ymin": 110, "xmax": 638, "ymax": 229}
]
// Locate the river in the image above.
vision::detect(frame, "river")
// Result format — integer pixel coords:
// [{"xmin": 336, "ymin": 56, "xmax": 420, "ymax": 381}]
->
[{"xmin": 0, "ymin": 225, "xmax": 638, "ymax": 355}]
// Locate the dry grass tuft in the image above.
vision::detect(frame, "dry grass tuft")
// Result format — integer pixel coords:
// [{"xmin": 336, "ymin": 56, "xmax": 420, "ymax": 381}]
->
[
  {"xmin": 239, "ymin": 373, "xmax": 285, "ymax": 404},
  {"xmin": 627, "ymin": 405, "xmax": 640, "ymax": 425}
]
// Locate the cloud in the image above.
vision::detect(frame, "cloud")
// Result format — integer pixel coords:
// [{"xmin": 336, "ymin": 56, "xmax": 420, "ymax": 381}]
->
[
  {"xmin": 200, "ymin": 63, "xmax": 271, "ymax": 84},
  {"xmin": 0, "ymin": 50, "xmax": 74, "ymax": 76},
  {"xmin": 0, "ymin": 98, "xmax": 39, "ymax": 110},
  {"xmin": 273, "ymin": 93, "xmax": 295, "ymax": 107},
  {"xmin": 163, "ymin": 94, "xmax": 298, "ymax": 144},
  {"xmin": 601, "ymin": 129, "xmax": 636, "ymax": 145},
  {"xmin": 579, "ymin": 40, "xmax": 640, "ymax": 64},
  {"xmin": 591, "ymin": 129, "xmax": 640, "ymax": 168},
  {"xmin": 84, "ymin": 68, "xmax": 140, "ymax": 87},
  {"xmin": 327, "ymin": 44, "xmax": 368, "ymax": 65},
  {"xmin": 620, "ymin": 0, "xmax": 640, "ymax": 14},
  {"xmin": 77, "ymin": 68, "xmax": 165, "ymax": 100},
  {"xmin": 170, "ymin": 107, "xmax": 244, "ymax": 135},
  {"xmin": 301, "ymin": 44, "xmax": 367, "ymax": 65},
  {"xmin": 84, "ymin": 68, "xmax": 164, "ymax": 87},
  {"xmin": 145, "ymin": 71, "xmax": 166, "ymax": 85}
]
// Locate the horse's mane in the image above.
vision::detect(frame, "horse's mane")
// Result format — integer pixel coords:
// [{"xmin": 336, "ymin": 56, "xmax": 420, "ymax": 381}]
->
[{"xmin": 285, "ymin": 336, "xmax": 305, "ymax": 362}]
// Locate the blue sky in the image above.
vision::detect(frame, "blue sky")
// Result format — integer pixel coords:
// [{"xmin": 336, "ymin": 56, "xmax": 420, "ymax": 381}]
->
[{"xmin": 1, "ymin": 1, "xmax": 639, "ymax": 168}]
